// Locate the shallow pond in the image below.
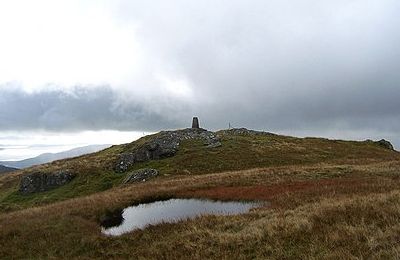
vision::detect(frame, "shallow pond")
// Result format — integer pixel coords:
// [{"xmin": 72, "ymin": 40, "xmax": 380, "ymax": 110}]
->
[{"xmin": 101, "ymin": 198, "xmax": 262, "ymax": 236}]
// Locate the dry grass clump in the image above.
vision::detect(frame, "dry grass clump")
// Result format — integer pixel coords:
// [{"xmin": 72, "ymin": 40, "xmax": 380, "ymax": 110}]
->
[{"xmin": 1, "ymin": 185, "xmax": 399, "ymax": 259}]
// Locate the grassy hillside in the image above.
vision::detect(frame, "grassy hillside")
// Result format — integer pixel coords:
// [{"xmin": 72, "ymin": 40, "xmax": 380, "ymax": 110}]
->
[
  {"xmin": 0, "ymin": 128, "xmax": 400, "ymax": 259},
  {"xmin": 0, "ymin": 129, "xmax": 398, "ymax": 211},
  {"xmin": 130, "ymin": 130, "xmax": 398, "ymax": 174}
]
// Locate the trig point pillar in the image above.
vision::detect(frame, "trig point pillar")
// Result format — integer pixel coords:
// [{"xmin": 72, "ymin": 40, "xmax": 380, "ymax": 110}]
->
[{"xmin": 192, "ymin": 117, "xmax": 200, "ymax": 129}]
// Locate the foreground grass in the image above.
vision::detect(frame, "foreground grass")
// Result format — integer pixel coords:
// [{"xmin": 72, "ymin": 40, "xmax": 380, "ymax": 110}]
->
[{"xmin": 1, "ymin": 161, "xmax": 400, "ymax": 259}]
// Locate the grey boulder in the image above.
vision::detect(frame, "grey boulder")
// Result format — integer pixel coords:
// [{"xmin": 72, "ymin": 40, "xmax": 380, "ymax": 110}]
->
[
  {"xmin": 376, "ymin": 139, "xmax": 394, "ymax": 150},
  {"xmin": 19, "ymin": 170, "xmax": 76, "ymax": 194}
]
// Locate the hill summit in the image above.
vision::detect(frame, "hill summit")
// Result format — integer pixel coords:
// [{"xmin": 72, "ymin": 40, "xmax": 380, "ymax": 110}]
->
[
  {"xmin": 0, "ymin": 124, "xmax": 397, "ymax": 210},
  {"xmin": 116, "ymin": 127, "xmax": 221, "ymax": 172}
]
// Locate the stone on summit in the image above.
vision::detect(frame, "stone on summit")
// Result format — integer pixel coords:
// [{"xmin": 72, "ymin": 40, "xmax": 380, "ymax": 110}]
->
[{"xmin": 192, "ymin": 117, "xmax": 200, "ymax": 129}]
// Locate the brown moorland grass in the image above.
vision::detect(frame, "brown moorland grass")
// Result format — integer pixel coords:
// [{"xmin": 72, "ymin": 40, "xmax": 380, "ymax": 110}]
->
[{"xmin": 1, "ymin": 161, "xmax": 400, "ymax": 259}]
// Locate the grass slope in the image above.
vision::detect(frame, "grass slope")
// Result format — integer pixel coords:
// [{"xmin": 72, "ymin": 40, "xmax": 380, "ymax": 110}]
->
[{"xmin": 0, "ymin": 130, "xmax": 398, "ymax": 211}]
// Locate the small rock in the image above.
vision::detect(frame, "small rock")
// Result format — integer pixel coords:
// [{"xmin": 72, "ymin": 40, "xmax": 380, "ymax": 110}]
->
[
  {"xmin": 123, "ymin": 168, "xmax": 159, "ymax": 183},
  {"xmin": 219, "ymin": 128, "xmax": 274, "ymax": 136},
  {"xmin": 207, "ymin": 141, "xmax": 222, "ymax": 148}
]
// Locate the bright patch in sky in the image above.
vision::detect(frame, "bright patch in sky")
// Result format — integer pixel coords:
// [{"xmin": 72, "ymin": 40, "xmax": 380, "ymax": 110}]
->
[
  {"xmin": 0, "ymin": 1, "xmax": 141, "ymax": 89},
  {"xmin": 0, "ymin": 131, "xmax": 148, "ymax": 161}
]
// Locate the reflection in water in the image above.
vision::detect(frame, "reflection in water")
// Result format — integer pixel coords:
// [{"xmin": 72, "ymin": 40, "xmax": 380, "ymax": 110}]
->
[{"xmin": 102, "ymin": 198, "xmax": 262, "ymax": 236}]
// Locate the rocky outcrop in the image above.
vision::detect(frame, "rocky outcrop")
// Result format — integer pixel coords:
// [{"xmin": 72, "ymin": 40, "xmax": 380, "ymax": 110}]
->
[
  {"xmin": 123, "ymin": 168, "xmax": 159, "ymax": 183},
  {"xmin": 218, "ymin": 128, "xmax": 274, "ymax": 136},
  {"xmin": 115, "ymin": 128, "xmax": 221, "ymax": 173},
  {"xmin": 375, "ymin": 139, "xmax": 394, "ymax": 150},
  {"xmin": 19, "ymin": 170, "xmax": 76, "ymax": 194}
]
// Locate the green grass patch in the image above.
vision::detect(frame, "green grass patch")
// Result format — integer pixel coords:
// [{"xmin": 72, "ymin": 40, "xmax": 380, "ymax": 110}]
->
[{"xmin": 0, "ymin": 170, "xmax": 125, "ymax": 211}]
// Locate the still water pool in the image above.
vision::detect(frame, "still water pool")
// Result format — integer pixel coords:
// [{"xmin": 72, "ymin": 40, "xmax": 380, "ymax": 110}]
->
[{"xmin": 102, "ymin": 198, "xmax": 262, "ymax": 236}]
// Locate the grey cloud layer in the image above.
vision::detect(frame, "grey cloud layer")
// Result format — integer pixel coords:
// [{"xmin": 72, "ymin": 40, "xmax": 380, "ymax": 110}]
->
[
  {"xmin": 0, "ymin": 86, "xmax": 187, "ymax": 131},
  {"xmin": 115, "ymin": 0, "xmax": 400, "ymax": 132}
]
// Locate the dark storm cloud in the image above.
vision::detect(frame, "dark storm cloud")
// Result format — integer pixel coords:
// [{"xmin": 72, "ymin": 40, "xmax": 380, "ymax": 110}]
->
[{"xmin": 0, "ymin": 85, "xmax": 188, "ymax": 131}]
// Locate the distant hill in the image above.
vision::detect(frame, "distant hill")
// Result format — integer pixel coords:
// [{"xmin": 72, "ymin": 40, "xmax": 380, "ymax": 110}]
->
[
  {"xmin": 0, "ymin": 165, "xmax": 18, "ymax": 174},
  {"xmin": 0, "ymin": 144, "xmax": 111, "ymax": 169}
]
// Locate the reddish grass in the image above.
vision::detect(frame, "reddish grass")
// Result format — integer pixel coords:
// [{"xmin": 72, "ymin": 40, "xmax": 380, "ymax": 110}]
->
[{"xmin": 177, "ymin": 177, "xmax": 389, "ymax": 207}]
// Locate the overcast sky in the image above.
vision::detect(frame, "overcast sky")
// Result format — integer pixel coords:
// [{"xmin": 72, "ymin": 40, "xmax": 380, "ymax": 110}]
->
[{"xmin": 1, "ymin": 0, "xmax": 400, "ymax": 159}]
